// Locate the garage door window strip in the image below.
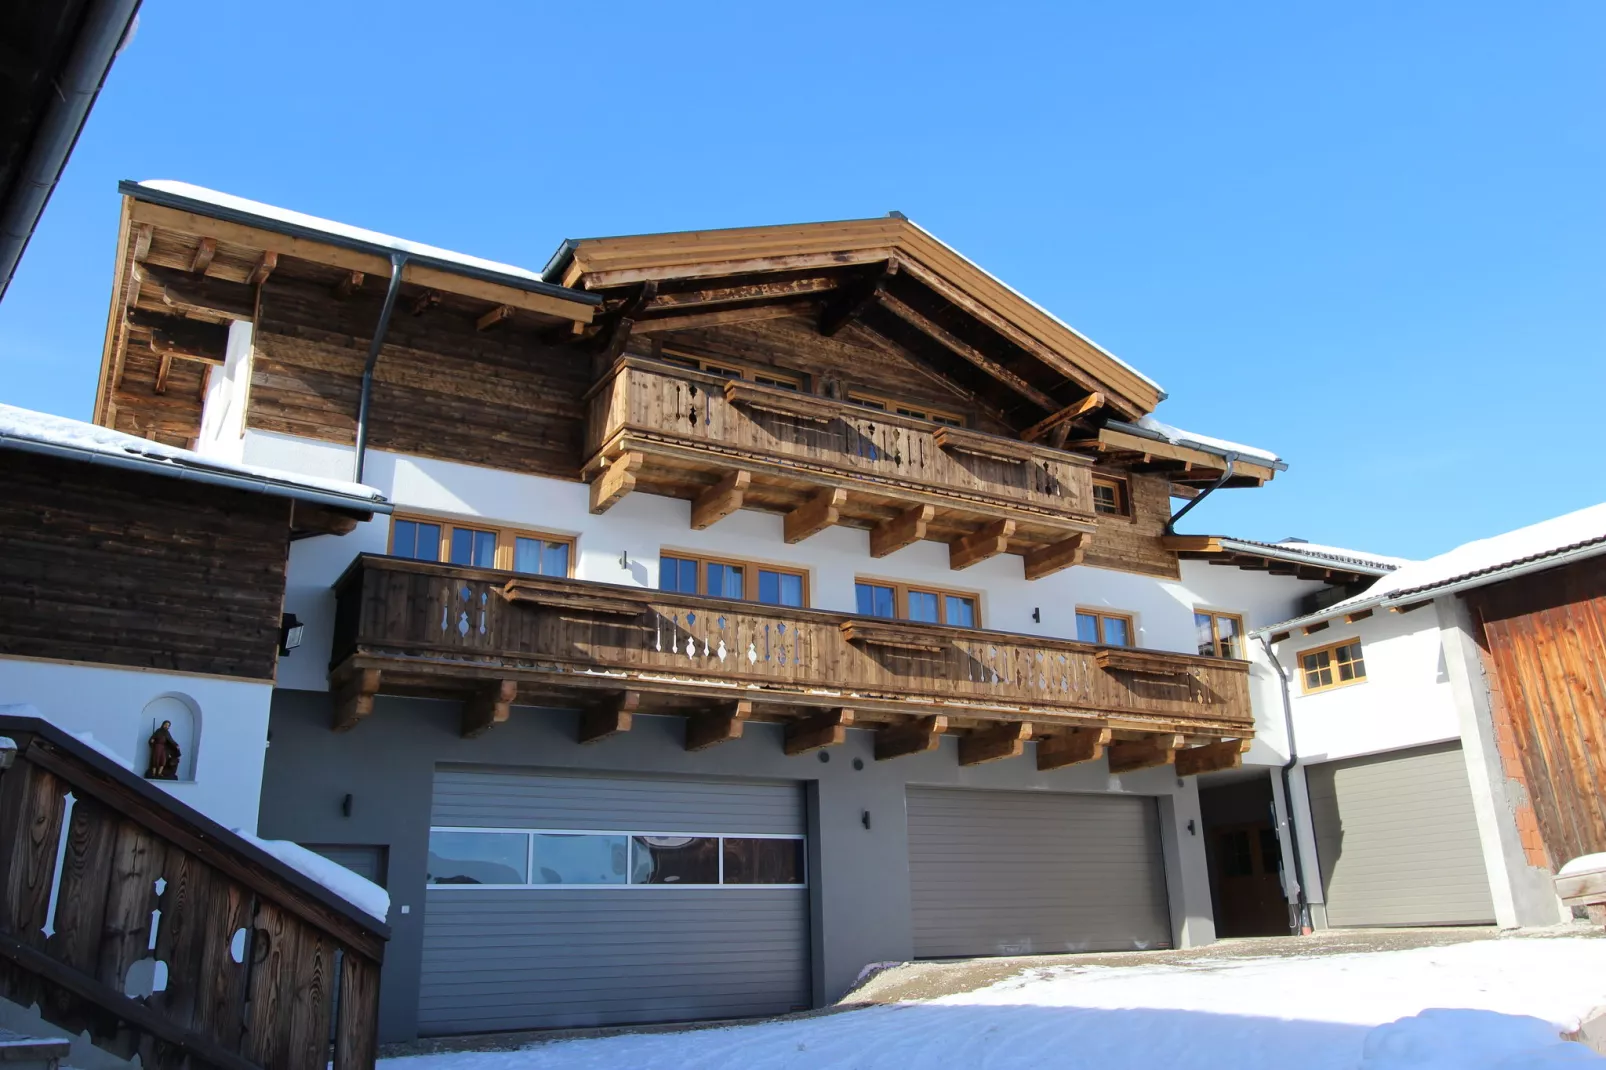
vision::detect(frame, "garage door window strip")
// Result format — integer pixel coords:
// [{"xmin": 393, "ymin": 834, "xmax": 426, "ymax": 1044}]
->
[{"xmin": 425, "ymin": 827, "xmax": 806, "ymax": 888}]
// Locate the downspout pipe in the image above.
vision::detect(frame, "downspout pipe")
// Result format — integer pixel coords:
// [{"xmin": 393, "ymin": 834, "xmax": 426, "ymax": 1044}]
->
[
  {"xmin": 1165, "ymin": 453, "xmax": 1237, "ymax": 534},
  {"xmin": 353, "ymin": 253, "xmax": 408, "ymax": 483},
  {"xmin": 1259, "ymin": 633, "xmax": 1313, "ymax": 935}
]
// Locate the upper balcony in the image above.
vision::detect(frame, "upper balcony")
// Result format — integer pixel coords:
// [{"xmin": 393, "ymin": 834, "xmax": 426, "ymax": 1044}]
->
[
  {"xmin": 328, "ymin": 554, "xmax": 1253, "ymax": 775},
  {"xmin": 581, "ymin": 358, "xmax": 1100, "ymax": 579}
]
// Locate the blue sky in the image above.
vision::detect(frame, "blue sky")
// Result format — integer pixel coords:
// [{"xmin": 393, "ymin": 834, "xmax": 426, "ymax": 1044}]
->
[{"xmin": 2, "ymin": 2, "xmax": 1600, "ymax": 559}]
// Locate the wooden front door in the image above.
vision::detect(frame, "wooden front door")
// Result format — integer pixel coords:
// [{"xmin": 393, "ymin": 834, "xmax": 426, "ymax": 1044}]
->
[{"xmin": 1210, "ymin": 822, "xmax": 1289, "ymax": 937}]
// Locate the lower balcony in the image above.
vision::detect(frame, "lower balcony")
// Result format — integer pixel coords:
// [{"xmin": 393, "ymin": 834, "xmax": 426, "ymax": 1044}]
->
[{"xmin": 328, "ymin": 555, "xmax": 1254, "ymax": 775}]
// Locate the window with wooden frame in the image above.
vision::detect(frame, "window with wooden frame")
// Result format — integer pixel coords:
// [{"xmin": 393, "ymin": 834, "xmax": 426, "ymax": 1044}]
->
[
  {"xmin": 846, "ymin": 391, "xmax": 965, "ymax": 427},
  {"xmin": 1298, "ymin": 638, "xmax": 1367, "ymax": 694},
  {"xmin": 853, "ymin": 579, "xmax": 979, "ymax": 628},
  {"xmin": 658, "ymin": 349, "xmax": 804, "ymax": 391},
  {"xmin": 389, "ymin": 515, "xmax": 574, "ymax": 577},
  {"xmin": 1075, "ymin": 608, "xmax": 1135, "ymax": 647},
  {"xmin": 1091, "ymin": 475, "xmax": 1131, "ymax": 517},
  {"xmin": 1194, "ymin": 609, "xmax": 1246, "ymax": 659},
  {"xmin": 658, "ymin": 551, "xmax": 808, "ymax": 608}
]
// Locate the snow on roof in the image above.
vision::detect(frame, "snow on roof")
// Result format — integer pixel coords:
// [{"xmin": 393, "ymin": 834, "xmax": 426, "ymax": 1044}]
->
[
  {"xmin": 0, "ymin": 403, "xmax": 387, "ymax": 507},
  {"xmin": 1136, "ymin": 414, "xmax": 1283, "ymax": 466},
  {"xmin": 137, "ymin": 180, "xmax": 558, "ymax": 290},
  {"xmin": 1226, "ymin": 538, "xmax": 1408, "ymax": 573},
  {"xmin": 234, "ymin": 830, "xmax": 390, "ymax": 923}
]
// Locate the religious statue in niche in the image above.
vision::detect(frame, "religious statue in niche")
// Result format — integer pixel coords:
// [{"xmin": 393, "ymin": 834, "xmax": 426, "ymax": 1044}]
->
[{"xmin": 144, "ymin": 720, "xmax": 182, "ymax": 780}]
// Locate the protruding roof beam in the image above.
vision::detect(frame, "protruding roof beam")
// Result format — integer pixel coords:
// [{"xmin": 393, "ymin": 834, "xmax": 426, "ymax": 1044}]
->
[
  {"xmin": 870, "ymin": 504, "xmax": 933, "ymax": 558},
  {"xmin": 784, "ymin": 708, "xmax": 855, "ymax": 756},
  {"xmin": 589, "ymin": 451, "xmax": 643, "ymax": 514},
  {"xmin": 819, "ymin": 261, "xmax": 898, "ymax": 337},
  {"xmin": 875, "ymin": 292, "xmax": 1058, "ymax": 413},
  {"xmin": 958, "ymin": 722, "xmax": 1032, "ymax": 766},
  {"xmin": 462, "ymin": 679, "xmax": 518, "ymax": 738},
  {"xmin": 685, "ymin": 700, "xmax": 753, "ymax": 751},
  {"xmin": 579, "ymin": 690, "xmax": 639, "ymax": 744},
  {"xmin": 875, "ymin": 715, "xmax": 948, "ymax": 761},
  {"xmin": 1037, "ymin": 727, "xmax": 1111, "ymax": 771},
  {"xmin": 784, "ymin": 488, "xmax": 846, "ymax": 544},
  {"xmin": 1107, "ymin": 733, "xmax": 1184, "ymax": 774},
  {"xmin": 691, "ymin": 470, "xmax": 751, "ymax": 530},
  {"xmin": 950, "ymin": 519, "xmax": 1014, "ymax": 570}
]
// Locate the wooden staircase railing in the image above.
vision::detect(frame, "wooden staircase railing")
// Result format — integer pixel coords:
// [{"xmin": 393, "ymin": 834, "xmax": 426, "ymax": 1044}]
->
[{"xmin": 0, "ymin": 716, "xmax": 388, "ymax": 1070}]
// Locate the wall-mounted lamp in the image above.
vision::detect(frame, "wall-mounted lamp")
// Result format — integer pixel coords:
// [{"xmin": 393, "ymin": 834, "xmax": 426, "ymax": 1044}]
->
[
  {"xmin": 278, "ymin": 613, "xmax": 305, "ymax": 656},
  {"xmin": 1186, "ymin": 819, "xmax": 1197, "ymax": 836},
  {"xmin": 341, "ymin": 793, "xmax": 354, "ymax": 818},
  {"xmin": 620, "ymin": 551, "xmax": 630, "ymax": 569},
  {"xmin": 861, "ymin": 810, "xmax": 872, "ymax": 831},
  {"xmin": 1032, "ymin": 607, "xmax": 1041, "ymax": 624}
]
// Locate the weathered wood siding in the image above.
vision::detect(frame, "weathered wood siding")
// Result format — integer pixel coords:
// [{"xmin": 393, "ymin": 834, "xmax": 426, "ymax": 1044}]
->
[
  {"xmin": 1081, "ymin": 469, "xmax": 1180, "ymax": 580},
  {"xmin": 1467, "ymin": 557, "xmax": 1606, "ymax": 869},
  {"xmin": 0, "ymin": 453, "xmax": 290, "ymax": 680}
]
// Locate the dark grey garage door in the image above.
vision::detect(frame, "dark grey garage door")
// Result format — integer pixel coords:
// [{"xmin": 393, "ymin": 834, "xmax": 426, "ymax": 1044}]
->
[
  {"xmin": 420, "ymin": 767, "xmax": 810, "ymax": 1036},
  {"xmin": 1308, "ymin": 742, "xmax": 1495, "ymax": 928},
  {"xmin": 907, "ymin": 787, "xmax": 1171, "ymax": 958}
]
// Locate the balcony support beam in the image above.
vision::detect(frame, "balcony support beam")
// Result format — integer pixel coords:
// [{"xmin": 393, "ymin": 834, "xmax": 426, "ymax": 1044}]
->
[
  {"xmin": 1175, "ymin": 737, "xmax": 1252, "ymax": 777},
  {"xmin": 1107, "ymin": 733, "xmax": 1185, "ymax": 774},
  {"xmin": 332, "ymin": 668, "xmax": 381, "ymax": 732},
  {"xmin": 870, "ymin": 504, "xmax": 933, "ymax": 558},
  {"xmin": 958, "ymin": 721, "xmax": 1033, "ymax": 766},
  {"xmin": 875, "ymin": 715, "xmax": 948, "ymax": 761},
  {"xmin": 691, "ymin": 469, "xmax": 751, "ymax": 530},
  {"xmin": 784, "ymin": 487, "xmax": 847, "ymax": 544},
  {"xmin": 590, "ymin": 451, "xmax": 644, "ymax": 514},
  {"xmin": 461, "ymin": 679, "xmax": 518, "ymax": 739},
  {"xmin": 950, "ymin": 519, "xmax": 1014, "ymax": 571},
  {"xmin": 1036, "ymin": 727, "xmax": 1112, "ymax": 771},
  {"xmin": 685, "ymin": 700, "xmax": 753, "ymax": 751},
  {"xmin": 1022, "ymin": 533, "xmax": 1089, "ymax": 581},
  {"xmin": 579, "ymin": 690, "xmax": 640, "ymax": 744},
  {"xmin": 784, "ymin": 708, "xmax": 856, "ymax": 756}
]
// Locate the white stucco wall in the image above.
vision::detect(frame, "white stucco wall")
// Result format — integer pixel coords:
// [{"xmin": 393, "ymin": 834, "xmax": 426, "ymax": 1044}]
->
[
  {"xmin": 247, "ymin": 429, "xmax": 1329, "ymax": 700},
  {"xmin": 194, "ymin": 320, "xmax": 253, "ymax": 463},
  {"xmin": 0, "ymin": 657, "xmax": 273, "ymax": 832}
]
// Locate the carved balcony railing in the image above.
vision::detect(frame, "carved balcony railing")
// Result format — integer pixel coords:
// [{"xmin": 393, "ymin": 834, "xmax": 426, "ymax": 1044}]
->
[
  {"xmin": 329, "ymin": 556, "xmax": 1254, "ymax": 762},
  {"xmin": 581, "ymin": 359, "xmax": 1099, "ymax": 579}
]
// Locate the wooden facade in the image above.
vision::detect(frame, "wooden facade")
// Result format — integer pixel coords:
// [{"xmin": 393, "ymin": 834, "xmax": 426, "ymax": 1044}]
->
[
  {"xmin": 0, "ymin": 715, "xmax": 387, "ymax": 1069},
  {"xmin": 1466, "ymin": 557, "xmax": 1606, "ymax": 870},
  {"xmin": 329, "ymin": 555, "xmax": 1254, "ymax": 772}
]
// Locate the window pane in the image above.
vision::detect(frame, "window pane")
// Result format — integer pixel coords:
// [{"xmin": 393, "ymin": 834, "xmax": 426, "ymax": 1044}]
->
[
  {"xmin": 758, "ymin": 570, "xmax": 780, "ymax": 605},
  {"xmin": 660, "ymin": 555, "xmax": 694, "ymax": 593},
  {"xmin": 542, "ymin": 540, "xmax": 570, "ymax": 576},
  {"xmin": 857, "ymin": 583, "xmax": 895, "ymax": 618},
  {"xmin": 513, "ymin": 536, "xmax": 542, "ymax": 574},
  {"xmin": 630, "ymin": 836, "xmax": 719, "ymax": 885},
  {"xmin": 530, "ymin": 834, "xmax": 627, "ymax": 885},
  {"xmin": 1076, "ymin": 612, "xmax": 1101, "ymax": 643},
  {"xmin": 1218, "ymin": 615, "xmax": 1243, "ymax": 659},
  {"xmin": 450, "ymin": 528, "xmax": 496, "ymax": 568},
  {"xmin": 850, "ymin": 396, "xmax": 887, "ymax": 411},
  {"xmin": 1104, "ymin": 617, "xmax": 1132, "ymax": 647},
  {"xmin": 1093, "ymin": 483, "xmax": 1118, "ymax": 515},
  {"xmin": 778, "ymin": 572, "xmax": 804, "ymax": 608},
  {"xmin": 394, "ymin": 520, "xmax": 441, "ymax": 561},
  {"xmin": 753, "ymin": 374, "xmax": 798, "ymax": 390},
  {"xmin": 707, "ymin": 563, "xmax": 744, "ymax": 599},
  {"xmin": 723, "ymin": 838, "xmax": 805, "ymax": 885},
  {"xmin": 945, "ymin": 595, "xmax": 976, "ymax": 629},
  {"xmin": 704, "ymin": 364, "xmax": 743, "ymax": 379},
  {"xmin": 932, "ymin": 414, "xmax": 963, "ymax": 427},
  {"xmin": 427, "ymin": 831, "xmax": 527, "ymax": 885},
  {"xmin": 1195, "ymin": 612, "xmax": 1217, "ymax": 657},
  {"xmin": 907, "ymin": 590, "xmax": 940, "ymax": 623}
]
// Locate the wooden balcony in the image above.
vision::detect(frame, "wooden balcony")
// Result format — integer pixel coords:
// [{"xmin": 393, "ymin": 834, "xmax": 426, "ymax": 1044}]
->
[
  {"xmin": 0, "ymin": 715, "xmax": 387, "ymax": 1070},
  {"xmin": 329, "ymin": 556, "xmax": 1253, "ymax": 774},
  {"xmin": 582, "ymin": 359, "xmax": 1100, "ymax": 579}
]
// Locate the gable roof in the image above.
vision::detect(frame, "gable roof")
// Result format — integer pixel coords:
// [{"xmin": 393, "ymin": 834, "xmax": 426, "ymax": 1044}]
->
[
  {"xmin": 545, "ymin": 215, "xmax": 1166, "ymax": 422},
  {"xmin": 1167, "ymin": 534, "xmax": 1400, "ymax": 585}
]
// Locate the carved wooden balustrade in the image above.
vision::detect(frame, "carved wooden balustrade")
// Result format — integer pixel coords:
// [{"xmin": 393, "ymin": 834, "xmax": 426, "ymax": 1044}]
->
[
  {"xmin": 330, "ymin": 556, "xmax": 1254, "ymax": 763},
  {"xmin": 0, "ymin": 716, "xmax": 387, "ymax": 1070},
  {"xmin": 581, "ymin": 359, "xmax": 1100, "ymax": 578}
]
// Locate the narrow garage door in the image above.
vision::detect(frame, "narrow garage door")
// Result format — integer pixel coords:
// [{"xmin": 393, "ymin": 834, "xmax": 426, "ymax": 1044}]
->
[
  {"xmin": 420, "ymin": 767, "xmax": 810, "ymax": 1036},
  {"xmin": 1308, "ymin": 742, "xmax": 1495, "ymax": 928},
  {"xmin": 907, "ymin": 787, "xmax": 1171, "ymax": 958}
]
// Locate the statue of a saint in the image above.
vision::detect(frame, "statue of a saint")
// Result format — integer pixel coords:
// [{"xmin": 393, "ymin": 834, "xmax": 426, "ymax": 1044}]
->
[{"xmin": 145, "ymin": 720, "xmax": 182, "ymax": 780}]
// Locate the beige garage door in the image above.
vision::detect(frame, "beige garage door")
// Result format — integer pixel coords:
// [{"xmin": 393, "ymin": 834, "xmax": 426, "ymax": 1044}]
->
[{"xmin": 1307, "ymin": 742, "xmax": 1495, "ymax": 928}]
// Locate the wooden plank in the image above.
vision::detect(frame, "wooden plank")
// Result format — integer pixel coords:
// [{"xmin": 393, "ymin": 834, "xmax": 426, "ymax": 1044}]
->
[
  {"xmin": 574, "ymin": 247, "xmax": 896, "ymax": 289},
  {"xmin": 334, "ymin": 270, "xmax": 364, "ymax": 298},
  {"xmin": 1022, "ymin": 534, "xmax": 1088, "ymax": 580},
  {"xmin": 1020, "ymin": 392, "xmax": 1105, "ymax": 443},
  {"xmin": 783, "ymin": 709, "xmax": 855, "ymax": 756},
  {"xmin": 140, "ymin": 264, "xmax": 257, "ymax": 320},
  {"xmin": 46, "ymin": 795, "xmax": 118, "ymax": 975},
  {"xmin": 460, "ymin": 679, "xmax": 518, "ymax": 738},
  {"xmin": 1159, "ymin": 535, "xmax": 1225, "ymax": 553},
  {"xmin": 154, "ymin": 353, "xmax": 174, "ymax": 394},
  {"xmin": 245, "ymin": 250, "xmax": 277, "ymax": 287},
  {"xmin": 1037, "ymin": 727, "xmax": 1112, "ymax": 771},
  {"xmin": 644, "ymin": 275, "xmax": 840, "ymax": 310},
  {"xmin": 331, "ymin": 668, "xmax": 381, "ymax": 732},
  {"xmin": 949, "ymin": 519, "xmax": 1015, "ymax": 570},
  {"xmin": 684, "ymin": 700, "xmax": 753, "ymax": 751},
  {"xmin": 933, "ymin": 424, "xmax": 1039, "ymax": 463},
  {"xmin": 784, "ymin": 488, "xmax": 846, "ymax": 544},
  {"xmin": 958, "ymin": 722, "xmax": 1033, "ymax": 766},
  {"xmin": 690, "ymin": 469, "xmax": 751, "ymax": 530},
  {"xmin": 187, "ymin": 238, "xmax": 216, "ymax": 275},
  {"xmin": 589, "ymin": 451, "xmax": 644, "ymax": 514},
  {"xmin": 578, "ymin": 691, "xmax": 640, "ymax": 744},
  {"xmin": 476, "ymin": 304, "xmax": 514, "ymax": 331},
  {"xmin": 875, "ymin": 291, "xmax": 1058, "ymax": 412},
  {"xmin": 333, "ymin": 951, "xmax": 381, "ymax": 1070},
  {"xmin": 870, "ymin": 504, "xmax": 933, "ymax": 558},
  {"xmin": 840, "ymin": 619, "xmax": 947, "ymax": 653},
  {"xmin": 874, "ymin": 715, "xmax": 948, "ymax": 761},
  {"xmin": 131, "ymin": 223, "xmax": 153, "ymax": 262},
  {"xmin": 1107, "ymin": 733, "xmax": 1184, "ymax": 774},
  {"xmin": 1175, "ymin": 737, "xmax": 1252, "ymax": 777},
  {"xmin": 636, "ymin": 302, "xmax": 809, "ymax": 334}
]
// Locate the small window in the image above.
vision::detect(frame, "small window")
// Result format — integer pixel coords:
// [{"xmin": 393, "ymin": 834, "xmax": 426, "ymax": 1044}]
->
[
  {"xmin": 449, "ymin": 527, "xmax": 497, "ymax": 568},
  {"xmin": 513, "ymin": 536, "xmax": 571, "ymax": 577},
  {"xmin": 723, "ymin": 838, "xmax": 805, "ymax": 885},
  {"xmin": 390, "ymin": 515, "xmax": 574, "ymax": 575},
  {"xmin": 1195, "ymin": 610, "xmax": 1246, "ymax": 659},
  {"xmin": 659, "ymin": 552, "xmax": 808, "ymax": 606},
  {"xmin": 631, "ymin": 836, "xmax": 720, "ymax": 885},
  {"xmin": 1300, "ymin": 639, "xmax": 1367, "ymax": 694},
  {"xmin": 530, "ymin": 834, "xmax": 628, "ymax": 885},
  {"xmin": 1076, "ymin": 609, "xmax": 1135, "ymax": 647},
  {"xmin": 854, "ymin": 580, "xmax": 979, "ymax": 627},
  {"xmin": 1092, "ymin": 476, "xmax": 1130, "ymax": 517},
  {"xmin": 391, "ymin": 518, "xmax": 442, "ymax": 561},
  {"xmin": 427, "ymin": 831, "xmax": 528, "ymax": 886},
  {"xmin": 848, "ymin": 391, "xmax": 965, "ymax": 427}
]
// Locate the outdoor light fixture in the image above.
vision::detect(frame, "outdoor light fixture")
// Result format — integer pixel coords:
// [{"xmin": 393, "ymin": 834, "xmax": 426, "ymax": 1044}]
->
[{"xmin": 278, "ymin": 613, "xmax": 305, "ymax": 656}]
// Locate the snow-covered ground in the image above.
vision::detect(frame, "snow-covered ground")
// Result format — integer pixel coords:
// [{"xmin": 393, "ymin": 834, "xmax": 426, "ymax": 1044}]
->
[{"xmin": 383, "ymin": 937, "xmax": 1606, "ymax": 1070}]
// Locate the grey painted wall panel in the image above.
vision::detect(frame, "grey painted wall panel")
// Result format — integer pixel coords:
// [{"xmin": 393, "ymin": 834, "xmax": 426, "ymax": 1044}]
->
[
  {"xmin": 1308, "ymin": 742, "xmax": 1496, "ymax": 928},
  {"xmin": 907, "ymin": 787, "xmax": 1171, "ymax": 958},
  {"xmin": 307, "ymin": 844, "xmax": 388, "ymax": 886}
]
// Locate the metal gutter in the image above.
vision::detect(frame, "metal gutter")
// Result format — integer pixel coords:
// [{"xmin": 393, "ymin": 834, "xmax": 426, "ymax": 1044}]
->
[
  {"xmin": 118, "ymin": 180, "xmax": 601, "ymax": 308},
  {"xmin": 0, "ymin": 432, "xmax": 391, "ymax": 515},
  {"xmin": 1258, "ymin": 634, "xmax": 1313, "ymax": 935},
  {"xmin": 1104, "ymin": 418, "xmax": 1288, "ymax": 472},
  {"xmin": 1165, "ymin": 455, "xmax": 1236, "ymax": 534},
  {"xmin": 0, "ymin": 0, "xmax": 142, "ymax": 301}
]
